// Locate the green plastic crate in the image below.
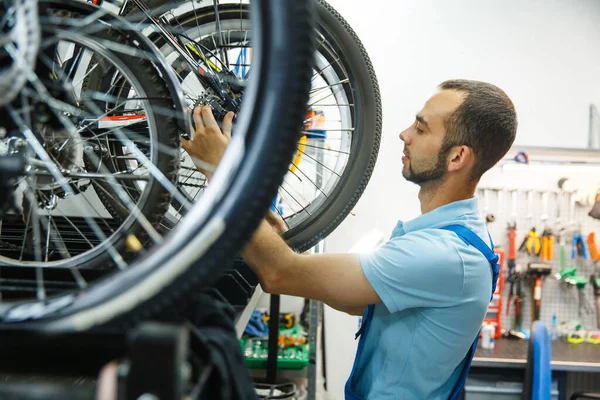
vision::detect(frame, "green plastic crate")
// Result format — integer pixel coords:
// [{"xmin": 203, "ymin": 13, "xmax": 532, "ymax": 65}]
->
[{"xmin": 240, "ymin": 325, "xmax": 309, "ymax": 370}]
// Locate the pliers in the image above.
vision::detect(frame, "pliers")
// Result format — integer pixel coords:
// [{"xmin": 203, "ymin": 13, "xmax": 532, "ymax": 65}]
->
[
  {"xmin": 572, "ymin": 233, "xmax": 587, "ymax": 259},
  {"xmin": 541, "ymin": 228, "xmax": 554, "ymax": 261},
  {"xmin": 519, "ymin": 227, "xmax": 541, "ymax": 256}
]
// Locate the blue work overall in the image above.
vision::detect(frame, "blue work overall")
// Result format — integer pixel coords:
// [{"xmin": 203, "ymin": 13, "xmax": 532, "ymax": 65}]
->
[{"xmin": 344, "ymin": 224, "xmax": 500, "ymax": 400}]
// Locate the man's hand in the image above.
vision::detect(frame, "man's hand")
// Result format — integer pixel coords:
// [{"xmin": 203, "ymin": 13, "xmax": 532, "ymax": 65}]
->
[
  {"xmin": 181, "ymin": 106, "xmax": 381, "ymax": 309},
  {"xmin": 265, "ymin": 210, "xmax": 288, "ymax": 235},
  {"xmin": 181, "ymin": 105, "xmax": 234, "ymax": 179}
]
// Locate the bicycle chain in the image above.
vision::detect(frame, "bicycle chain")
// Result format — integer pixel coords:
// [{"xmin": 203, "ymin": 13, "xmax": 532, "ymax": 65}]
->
[{"xmin": 178, "ymin": 182, "xmax": 207, "ymax": 189}]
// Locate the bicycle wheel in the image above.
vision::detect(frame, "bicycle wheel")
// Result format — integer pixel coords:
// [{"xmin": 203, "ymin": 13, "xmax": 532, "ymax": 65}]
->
[
  {"xmin": 0, "ymin": 0, "xmax": 315, "ymax": 331},
  {"xmin": 0, "ymin": 0, "xmax": 185, "ymax": 285},
  {"xmin": 129, "ymin": 0, "xmax": 382, "ymax": 252}
]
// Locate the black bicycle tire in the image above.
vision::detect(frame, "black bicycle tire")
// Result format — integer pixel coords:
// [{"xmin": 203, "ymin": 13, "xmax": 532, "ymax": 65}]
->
[
  {"xmin": 0, "ymin": 0, "xmax": 315, "ymax": 331},
  {"xmin": 282, "ymin": 0, "xmax": 381, "ymax": 252},
  {"xmin": 131, "ymin": 0, "xmax": 382, "ymax": 253}
]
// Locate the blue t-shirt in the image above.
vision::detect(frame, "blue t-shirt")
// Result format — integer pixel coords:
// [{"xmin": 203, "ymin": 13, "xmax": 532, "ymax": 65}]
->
[{"xmin": 351, "ymin": 196, "xmax": 492, "ymax": 399}]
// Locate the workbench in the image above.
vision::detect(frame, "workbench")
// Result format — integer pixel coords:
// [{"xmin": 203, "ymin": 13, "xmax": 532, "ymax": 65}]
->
[
  {"xmin": 473, "ymin": 337, "xmax": 600, "ymax": 372},
  {"xmin": 465, "ymin": 338, "xmax": 600, "ymax": 399}
]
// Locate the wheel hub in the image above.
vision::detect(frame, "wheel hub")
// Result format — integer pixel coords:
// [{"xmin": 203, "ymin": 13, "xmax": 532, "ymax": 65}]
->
[{"xmin": 35, "ymin": 123, "xmax": 85, "ymax": 190}]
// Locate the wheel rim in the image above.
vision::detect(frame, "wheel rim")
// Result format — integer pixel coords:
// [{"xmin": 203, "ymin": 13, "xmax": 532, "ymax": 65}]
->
[{"xmin": 151, "ymin": 3, "xmax": 357, "ymax": 238}]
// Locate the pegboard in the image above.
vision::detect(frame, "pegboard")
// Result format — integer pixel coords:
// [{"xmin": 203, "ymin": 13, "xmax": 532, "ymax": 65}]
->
[{"xmin": 476, "ymin": 160, "xmax": 600, "ymax": 335}]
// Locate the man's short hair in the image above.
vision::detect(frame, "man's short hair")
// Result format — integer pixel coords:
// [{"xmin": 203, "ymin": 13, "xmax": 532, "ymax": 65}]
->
[{"xmin": 438, "ymin": 79, "xmax": 517, "ymax": 180}]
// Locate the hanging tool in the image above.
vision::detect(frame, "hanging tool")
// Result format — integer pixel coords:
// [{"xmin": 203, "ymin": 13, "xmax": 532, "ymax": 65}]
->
[
  {"xmin": 507, "ymin": 269, "xmax": 524, "ymax": 331},
  {"xmin": 589, "ymin": 188, "xmax": 600, "ymax": 220},
  {"xmin": 514, "ymin": 277, "xmax": 524, "ymax": 331},
  {"xmin": 514, "ymin": 151, "xmax": 529, "ymax": 164},
  {"xmin": 506, "ymin": 190, "xmax": 520, "ymax": 323},
  {"xmin": 506, "ymin": 222, "xmax": 517, "ymax": 317},
  {"xmin": 559, "ymin": 229, "xmax": 567, "ymax": 269},
  {"xmin": 540, "ymin": 191, "xmax": 549, "ymax": 223},
  {"xmin": 483, "ymin": 189, "xmax": 495, "ymax": 224},
  {"xmin": 507, "ymin": 223, "xmax": 517, "ymax": 278},
  {"xmin": 541, "ymin": 228, "xmax": 554, "ymax": 261},
  {"xmin": 555, "ymin": 266, "xmax": 577, "ymax": 281},
  {"xmin": 539, "ymin": 191, "xmax": 554, "ymax": 262},
  {"xmin": 519, "ymin": 227, "xmax": 541, "ymax": 256},
  {"xmin": 554, "ymin": 191, "xmax": 562, "ymax": 228},
  {"xmin": 528, "ymin": 262, "xmax": 552, "ymax": 321},
  {"xmin": 506, "ymin": 191, "xmax": 518, "ymax": 278},
  {"xmin": 588, "ymin": 232, "xmax": 600, "ymax": 262},
  {"xmin": 592, "ymin": 275, "xmax": 600, "ymax": 330},
  {"xmin": 526, "ymin": 190, "xmax": 535, "ymax": 222},
  {"xmin": 572, "ymin": 232, "xmax": 587, "ymax": 260},
  {"xmin": 510, "ymin": 190, "xmax": 518, "ymax": 223},
  {"xmin": 565, "ymin": 276, "xmax": 594, "ymax": 318},
  {"xmin": 555, "ymin": 229, "xmax": 582, "ymax": 281}
]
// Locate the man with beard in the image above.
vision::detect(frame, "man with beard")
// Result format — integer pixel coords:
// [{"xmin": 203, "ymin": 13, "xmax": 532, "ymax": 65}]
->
[{"xmin": 182, "ymin": 79, "xmax": 517, "ymax": 400}]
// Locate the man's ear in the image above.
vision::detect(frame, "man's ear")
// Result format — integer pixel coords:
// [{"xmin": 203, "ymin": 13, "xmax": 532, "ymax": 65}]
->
[{"xmin": 447, "ymin": 145, "xmax": 473, "ymax": 172}]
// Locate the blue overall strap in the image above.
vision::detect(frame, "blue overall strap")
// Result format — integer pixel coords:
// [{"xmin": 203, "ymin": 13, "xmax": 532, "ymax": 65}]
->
[
  {"xmin": 440, "ymin": 224, "xmax": 500, "ymax": 400},
  {"xmin": 344, "ymin": 304, "xmax": 374, "ymax": 400},
  {"xmin": 440, "ymin": 224, "xmax": 500, "ymax": 300}
]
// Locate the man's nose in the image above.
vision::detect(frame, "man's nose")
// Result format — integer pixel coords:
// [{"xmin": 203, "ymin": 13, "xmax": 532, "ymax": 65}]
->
[{"xmin": 399, "ymin": 128, "xmax": 410, "ymax": 144}]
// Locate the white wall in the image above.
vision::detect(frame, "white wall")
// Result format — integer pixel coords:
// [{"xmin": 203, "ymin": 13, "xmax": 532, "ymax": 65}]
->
[{"xmin": 319, "ymin": 1, "xmax": 600, "ymax": 398}]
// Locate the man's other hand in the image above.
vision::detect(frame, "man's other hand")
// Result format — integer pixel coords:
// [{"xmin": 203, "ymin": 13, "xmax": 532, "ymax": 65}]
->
[
  {"xmin": 181, "ymin": 105, "xmax": 234, "ymax": 179},
  {"xmin": 265, "ymin": 210, "xmax": 288, "ymax": 235}
]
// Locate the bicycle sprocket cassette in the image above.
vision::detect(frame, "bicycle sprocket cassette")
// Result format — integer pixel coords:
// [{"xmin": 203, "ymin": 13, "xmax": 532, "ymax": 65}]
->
[{"xmin": 187, "ymin": 94, "xmax": 233, "ymax": 133}]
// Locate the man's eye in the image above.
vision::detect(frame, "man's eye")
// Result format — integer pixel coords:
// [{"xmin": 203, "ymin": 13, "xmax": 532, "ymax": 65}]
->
[{"xmin": 415, "ymin": 122, "xmax": 423, "ymax": 134}]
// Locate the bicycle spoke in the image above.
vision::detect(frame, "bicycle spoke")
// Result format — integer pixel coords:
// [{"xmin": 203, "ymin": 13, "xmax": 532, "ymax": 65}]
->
[
  {"xmin": 310, "ymin": 79, "xmax": 349, "ymax": 95},
  {"xmin": 19, "ymin": 85, "xmax": 81, "ymax": 121},
  {"xmin": 302, "ymin": 128, "xmax": 354, "ymax": 133},
  {"xmin": 289, "ymin": 163, "xmax": 329, "ymax": 199},
  {"xmin": 191, "ymin": 0, "xmax": 203, "ymax": 47},
  {"xmin": 173, "ymin": 69, "xmax": 204, "ymax": 101},
  {"xmin": 22, "ymin": 183, "xmax": 46, "ymax": 300},
  {"xmin": 301, "ymin": 143, "xmax": 350, "ymax": 155},
  {"xmin": 281, "ymin": 177, "xmax": 314, "ymax": 210},
  {"xmin": 44, "ymin": 207, "xmax": 53, "ymax": 262},
  {"xmin": 50, "ymin": 74, "xmax": 194, "ymax": 218},
  {"xmin": 278, "ymin": 182, "xmax": 310, "ymax": 215},
  {"xmin": 74, "ymin": 101, "xmax": 194, "ymax": 214},
  {"xmin": 35, "ymin": 191, "xmax": 96, "ymax": 253},
  {"xmin": 308, "ymin": 91, "xmax": 339, "ymax": 108},
  {"xmin": 304, "ymin": 103, "xmax": 354, "ymax": 108},
  {"xmin": 72, "ymin": 60, "xmax": 100, "ymax": 89},
  {"xmin": 36, "ymin": 190, "xmax": 78, "ymax": 262},
  {"xmin": 18, "ymin": 198, "xmax": 33, "ymax": 263},
  {"xmin": 294, "ymin": 148, "xmax": 341, "ymax": 178},
  {"xmin": 7, "ymin": 106, "xmax": 128, "ymax": 269},
  {"xmin": 213, "ymin": 0, "xmax": 230, "ymax": 69},
  {"xmin": 311, "ymin": 58, "xmax": 341, "ymax": 83}
]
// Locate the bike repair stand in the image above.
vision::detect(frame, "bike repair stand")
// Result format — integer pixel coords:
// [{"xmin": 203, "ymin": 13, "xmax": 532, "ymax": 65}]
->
[{"xmin": 251, "ymin": 293, "xmax": 297, "ymax": 399}]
